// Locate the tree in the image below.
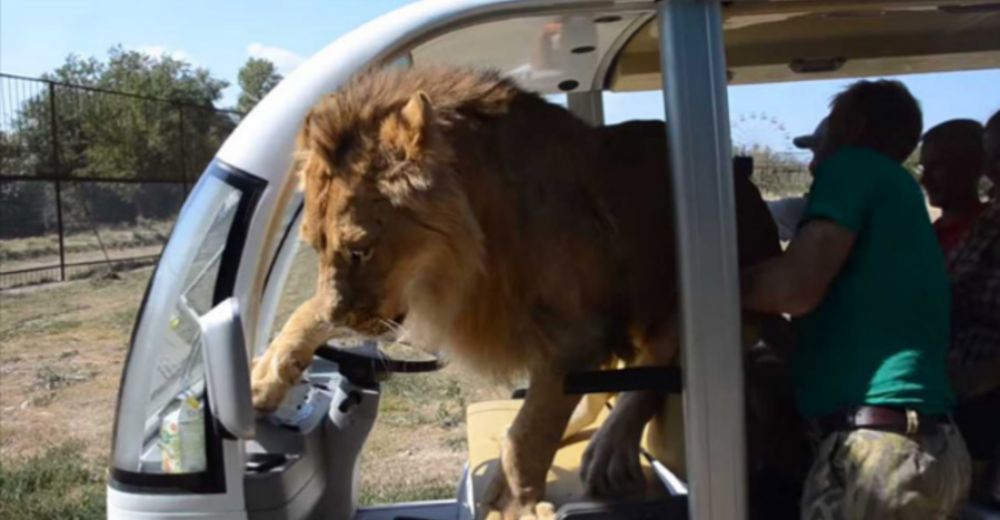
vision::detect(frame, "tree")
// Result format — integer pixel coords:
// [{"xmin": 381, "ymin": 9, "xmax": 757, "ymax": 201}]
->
[
  {"xmin": 236, "ymin": 58, "xmax": 282, "ymax": 114},
  {"xmin": 13, "ymin": 46, "xmax": 231, "ymax": 182},
  {"xmin": 733, "ymin": 145, "xmax": 811, "ymax": 197},
  {"xmin": 2, "ymin": 46, "xmax": 236, "ymax": 235},
  {"xmin": 0, "ymin": 131, "xmax": 55, "ymax": 237}
]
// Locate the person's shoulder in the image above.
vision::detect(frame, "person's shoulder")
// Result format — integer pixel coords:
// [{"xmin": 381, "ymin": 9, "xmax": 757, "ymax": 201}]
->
[
  {"xmin": 815, "ymin": 147, "xmax": 856, "ymax": 174},
  {"xmin": 830, "ymin": 147, "xmax": 915, "ymax": 189},
  {"xmin": 982, "ymin": 199, "xmax": 1000, "ymax": 222},
  {"xmin": 975, "ymin": 200, "xmax": 1000, "ymax": 245},
  {"xmin": 815, "ymin": 147, "xmax": 885, "ymax": 185},
  {"xmin": 826, "ymin": 146, "xmax": 900, "ymax": 170}
]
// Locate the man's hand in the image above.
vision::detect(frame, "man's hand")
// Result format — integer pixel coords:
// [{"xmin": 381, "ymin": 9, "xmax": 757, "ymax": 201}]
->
[{"xmin": 741, "ymin": 219, "xmax": 855, "ymax": 316}]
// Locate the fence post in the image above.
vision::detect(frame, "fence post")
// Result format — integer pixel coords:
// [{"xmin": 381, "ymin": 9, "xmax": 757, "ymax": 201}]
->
[
  {"xmin": 177, "ymin": 104, "xmax": 189, "ymax": 193},
  {"xmin": 48, "ymin": 82, "xmax": 67, "ymax": 282}
]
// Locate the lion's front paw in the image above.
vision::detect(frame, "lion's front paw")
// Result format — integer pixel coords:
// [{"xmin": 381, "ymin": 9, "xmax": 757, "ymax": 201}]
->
[
  {"xmin": 484, "ymin": 484, "xmax": 553, "ymax": 520},
  {"xmin": 250, "ymin": 356, "xmax": 293, "ymax": 412},
  {"xmin": 527, "ymin": 501, "xmax": 556, "ymax": 520},
  {"xmin": 483, "ymin": 434, "xmax": 553, "ymax": 520}
]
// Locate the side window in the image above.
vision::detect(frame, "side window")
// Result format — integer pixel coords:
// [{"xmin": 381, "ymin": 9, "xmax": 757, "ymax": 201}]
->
[
  {"xmin": 146, "ymin": 186, "xmax": 241, "ymax": 432},
  {"xmin": 271, "ymin": 241, "xmax": 319, "ymax": 341},
  {"xmin": 256, "ymin": 196, "xmax": 319, "ymax": 356}
]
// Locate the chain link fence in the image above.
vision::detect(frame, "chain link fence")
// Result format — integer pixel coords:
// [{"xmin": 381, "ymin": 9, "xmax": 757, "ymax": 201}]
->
[{"xmin": 0, "ymin": 73, "xmax": 242, "ymax": 289}]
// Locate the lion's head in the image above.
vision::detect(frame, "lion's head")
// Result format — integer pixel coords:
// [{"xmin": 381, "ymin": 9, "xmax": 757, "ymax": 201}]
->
[{"xmin": 293, "ymin": 77, "xmax": 488, "ymax": 349}]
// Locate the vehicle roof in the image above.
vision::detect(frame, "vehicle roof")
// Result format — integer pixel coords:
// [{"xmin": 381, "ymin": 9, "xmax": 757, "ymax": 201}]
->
[{"xmin": 404, "ymin": 0, "xmax": 1000, "ymax": 93}]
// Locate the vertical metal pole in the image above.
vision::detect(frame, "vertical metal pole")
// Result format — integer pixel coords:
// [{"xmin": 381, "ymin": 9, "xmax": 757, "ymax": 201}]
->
[
  {"xmin": 177, "ymin": 104, "xmax": 189, "ymax": 193},
  {"xmin": 48, "ymin": 82, "xmax": 66, "ymax": 282},
  {"xmin": 566, "ymin": 91, "xmax": 605, "ymax": 127},
  {"xmin": 656, "ymin": 1, "xmax": 746, "ymax": 519}
]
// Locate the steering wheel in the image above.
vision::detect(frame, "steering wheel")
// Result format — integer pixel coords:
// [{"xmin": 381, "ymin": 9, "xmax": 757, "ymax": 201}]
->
[{"xmin": 314, "ymin": 340, "xmax": 442, "ymax": 387}]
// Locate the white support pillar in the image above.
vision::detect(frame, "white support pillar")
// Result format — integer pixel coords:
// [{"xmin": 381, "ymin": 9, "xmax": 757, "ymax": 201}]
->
[
  {"xmin": 567, "ymin": 91, "xmax": 605, "ymax": 127},
  {"xmin": 656, "ymin": 1, "xmax": 747, "ymax": 519}
]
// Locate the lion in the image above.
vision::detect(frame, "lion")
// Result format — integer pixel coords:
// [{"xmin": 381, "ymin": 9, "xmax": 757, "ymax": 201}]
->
[{"xmin": 250, "ymin": 66, "xmax": 790, "ymax": 519}]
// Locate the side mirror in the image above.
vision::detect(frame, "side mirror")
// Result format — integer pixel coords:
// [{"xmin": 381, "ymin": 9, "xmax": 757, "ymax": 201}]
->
[{"xmin": 199, "ymin": 297, "xmax": 255, "ymax": 439}]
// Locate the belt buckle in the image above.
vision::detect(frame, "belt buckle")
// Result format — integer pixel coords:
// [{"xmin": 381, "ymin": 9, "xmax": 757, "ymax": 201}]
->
[
  {"xmin": 847, "ymin": 407, "xmax": 862, "ymax": 428},
  {"xmin": 905, "ymin": 409, "xmax": 919, "ymax": 436}
]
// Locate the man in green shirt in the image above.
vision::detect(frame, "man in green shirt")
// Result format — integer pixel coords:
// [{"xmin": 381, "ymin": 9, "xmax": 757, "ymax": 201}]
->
[{"xmin": 742, "ymin": 80, "xmax": 971, "ymax": 519}]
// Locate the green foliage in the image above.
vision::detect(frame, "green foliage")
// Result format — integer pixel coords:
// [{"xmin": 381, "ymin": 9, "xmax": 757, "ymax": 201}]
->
[
  {"xmin": 0, "ymin": 443, "xmax": 105, "ymax": 520},
  {"xmin": 237, "ymin": 58, "xmax": 283, "ymax": 114},
  {"xmin": 14, "ymin": 46, "xmax": 231, "ymax": 183},
  {"xmin": 2, "ymin": 47, "xmax": 238, "ymax": 238},
  {"xmin": 0, "ymin": 178, "xmax": 56, "ymax": 238}
]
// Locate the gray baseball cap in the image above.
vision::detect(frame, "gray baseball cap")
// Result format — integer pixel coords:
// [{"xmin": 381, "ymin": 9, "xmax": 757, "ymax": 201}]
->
[{"xmin": 793, "ymin": 117, "xmax": 829, "ymax": 150}]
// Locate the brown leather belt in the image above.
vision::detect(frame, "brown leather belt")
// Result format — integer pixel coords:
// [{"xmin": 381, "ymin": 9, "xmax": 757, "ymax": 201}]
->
[{"xmin": 813, "ymin": 406, "xmax": 949, "ymax": 437}]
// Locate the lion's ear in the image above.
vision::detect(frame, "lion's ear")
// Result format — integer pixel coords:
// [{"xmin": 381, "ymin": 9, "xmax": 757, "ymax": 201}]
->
[
  {"xmin": 381, "ymin": 91, "xmax": 433, "ymax": 159},
  {"xmin": 401, "ymin": 91, "xmax": 432, "ymax": 133}
]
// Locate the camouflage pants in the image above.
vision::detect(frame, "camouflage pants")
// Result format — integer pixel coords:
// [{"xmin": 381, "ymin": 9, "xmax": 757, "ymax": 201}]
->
[{"xmin": 801, "ymin": 424, "xmax": 971, "ymax": 520}]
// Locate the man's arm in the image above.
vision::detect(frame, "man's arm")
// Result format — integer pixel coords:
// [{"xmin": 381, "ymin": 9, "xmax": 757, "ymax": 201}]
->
[{"xmin": 741, "ymin": 219, "xmax": 856, "ymax": 316}]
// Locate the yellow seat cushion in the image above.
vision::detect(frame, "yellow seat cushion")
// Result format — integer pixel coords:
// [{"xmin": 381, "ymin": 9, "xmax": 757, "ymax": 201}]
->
[
  {"xmin": 643, "ymin": 394, "xmax": 687, "ymax": 481},
  {"xmin": 466, "ymin": 398, "xmax": 680, "ymax": 518}
]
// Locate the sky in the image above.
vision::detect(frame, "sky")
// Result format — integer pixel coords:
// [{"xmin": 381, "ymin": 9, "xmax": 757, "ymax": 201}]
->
[{"xmin": 2, "ymin": 0, "xmax": 998, "ymax": 155}]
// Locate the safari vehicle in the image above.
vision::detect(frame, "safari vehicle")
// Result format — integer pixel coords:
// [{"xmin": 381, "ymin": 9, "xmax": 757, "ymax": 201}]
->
[{"xmin": 106, "ymin": 0, "xmax": 1000, "ymax": 519}]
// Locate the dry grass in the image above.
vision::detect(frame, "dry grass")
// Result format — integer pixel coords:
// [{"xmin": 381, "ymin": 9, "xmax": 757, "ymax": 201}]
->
[
  {"xmin": 361, "ymin": 366, "xmax": 514, "ymax": 504},
  {"xmin": 0, "ymin": 220, "xmax": 171, "ymax": 264},
  {"xmin": 0, "ymin": 442, "xmax": 105, "ymax": 520},
  {"xmin": 0, "ymin": 270, "xmax": 146, "ymax": 462}
]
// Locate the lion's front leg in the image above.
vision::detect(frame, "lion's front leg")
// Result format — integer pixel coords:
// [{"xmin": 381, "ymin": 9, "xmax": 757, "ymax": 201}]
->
[
  {"xmin": 485, "ymin": 366, "xmax": 582, "ymax": 520},
  {"xmin": 251, "ymin": 296, "xmax": 337, "ymax": 411}
]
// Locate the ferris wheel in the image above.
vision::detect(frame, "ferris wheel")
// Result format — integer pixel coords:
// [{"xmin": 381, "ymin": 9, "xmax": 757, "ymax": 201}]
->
[{"xmin": 730, "ymin": 111, "xmax": 794, "ymax": 153}]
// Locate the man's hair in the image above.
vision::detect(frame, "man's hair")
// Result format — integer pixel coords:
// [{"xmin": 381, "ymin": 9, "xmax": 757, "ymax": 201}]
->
[
  {"xmin": 830, "ymin": 80, "xmax": 922, "ymax": 162},
  {"xmin": 987, "ymin": 108, "xmax": 1000, "ymax": 136},
  {"xmin": 922, "ymin": 119, "xmax": 984, "ymax": 171},
  {"xmin": 985, "ymin": 110, "xmax": 1000, "ymax": 186}
]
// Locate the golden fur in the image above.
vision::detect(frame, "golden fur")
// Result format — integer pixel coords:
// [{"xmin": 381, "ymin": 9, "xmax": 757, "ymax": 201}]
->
[{"xmin": 251, "ymin": 66, "xmax": 782, "ymax": 519}]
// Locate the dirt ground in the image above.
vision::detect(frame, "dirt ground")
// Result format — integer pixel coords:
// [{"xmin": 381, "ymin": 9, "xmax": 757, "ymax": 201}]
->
[
  {"xmin": 0, "ymin": 244, "xmax": 164, "ymax": 276},
  {"xmin": 0, "ymin": 266, "xmax": 514, "ymax": 504},
  {"xmin": 0, "ymin": 270, "xmax": 144, "ymax": 462}
]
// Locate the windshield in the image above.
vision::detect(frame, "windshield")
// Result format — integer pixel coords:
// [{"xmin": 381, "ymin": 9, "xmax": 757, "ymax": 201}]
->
[
  {"xmin": 111, "ymin": 163, "xmax": 261, "ymax": 483},
  {"xmin": 144, "ymin": 187, "xmax": 239, "ymax": 428}
]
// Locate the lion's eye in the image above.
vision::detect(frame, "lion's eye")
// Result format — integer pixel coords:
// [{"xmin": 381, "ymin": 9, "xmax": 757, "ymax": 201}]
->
[{"xmin": 348, "ymin": 247, "xmax": 374, "ymax": 264}]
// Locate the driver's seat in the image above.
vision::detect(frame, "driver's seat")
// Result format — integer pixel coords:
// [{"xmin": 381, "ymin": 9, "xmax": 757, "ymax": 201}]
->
[{"xmin": 465, "ymin": 394, "xmax": 688, "ymax": 519}]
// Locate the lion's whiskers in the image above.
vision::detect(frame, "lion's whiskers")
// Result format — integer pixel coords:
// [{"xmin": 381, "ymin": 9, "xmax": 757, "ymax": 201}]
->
[{"xmin": 377, "ymin": 317, "xmax": 410, "ymax": 344}]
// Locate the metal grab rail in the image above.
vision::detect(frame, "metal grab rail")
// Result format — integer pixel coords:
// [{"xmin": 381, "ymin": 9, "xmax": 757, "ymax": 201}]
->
[{"xmin": 658, "ymin": 1, "xmax": 748, "ymax": 518}]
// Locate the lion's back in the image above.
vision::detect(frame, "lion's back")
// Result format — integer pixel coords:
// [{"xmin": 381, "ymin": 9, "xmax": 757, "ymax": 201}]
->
[
  {"xmin": 597, "ymin": 119, "xmax": 779, "ymax": 266},
  {"xmin": 594, "ymin": 120, "xmax": 780, "ymax": 332}
]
